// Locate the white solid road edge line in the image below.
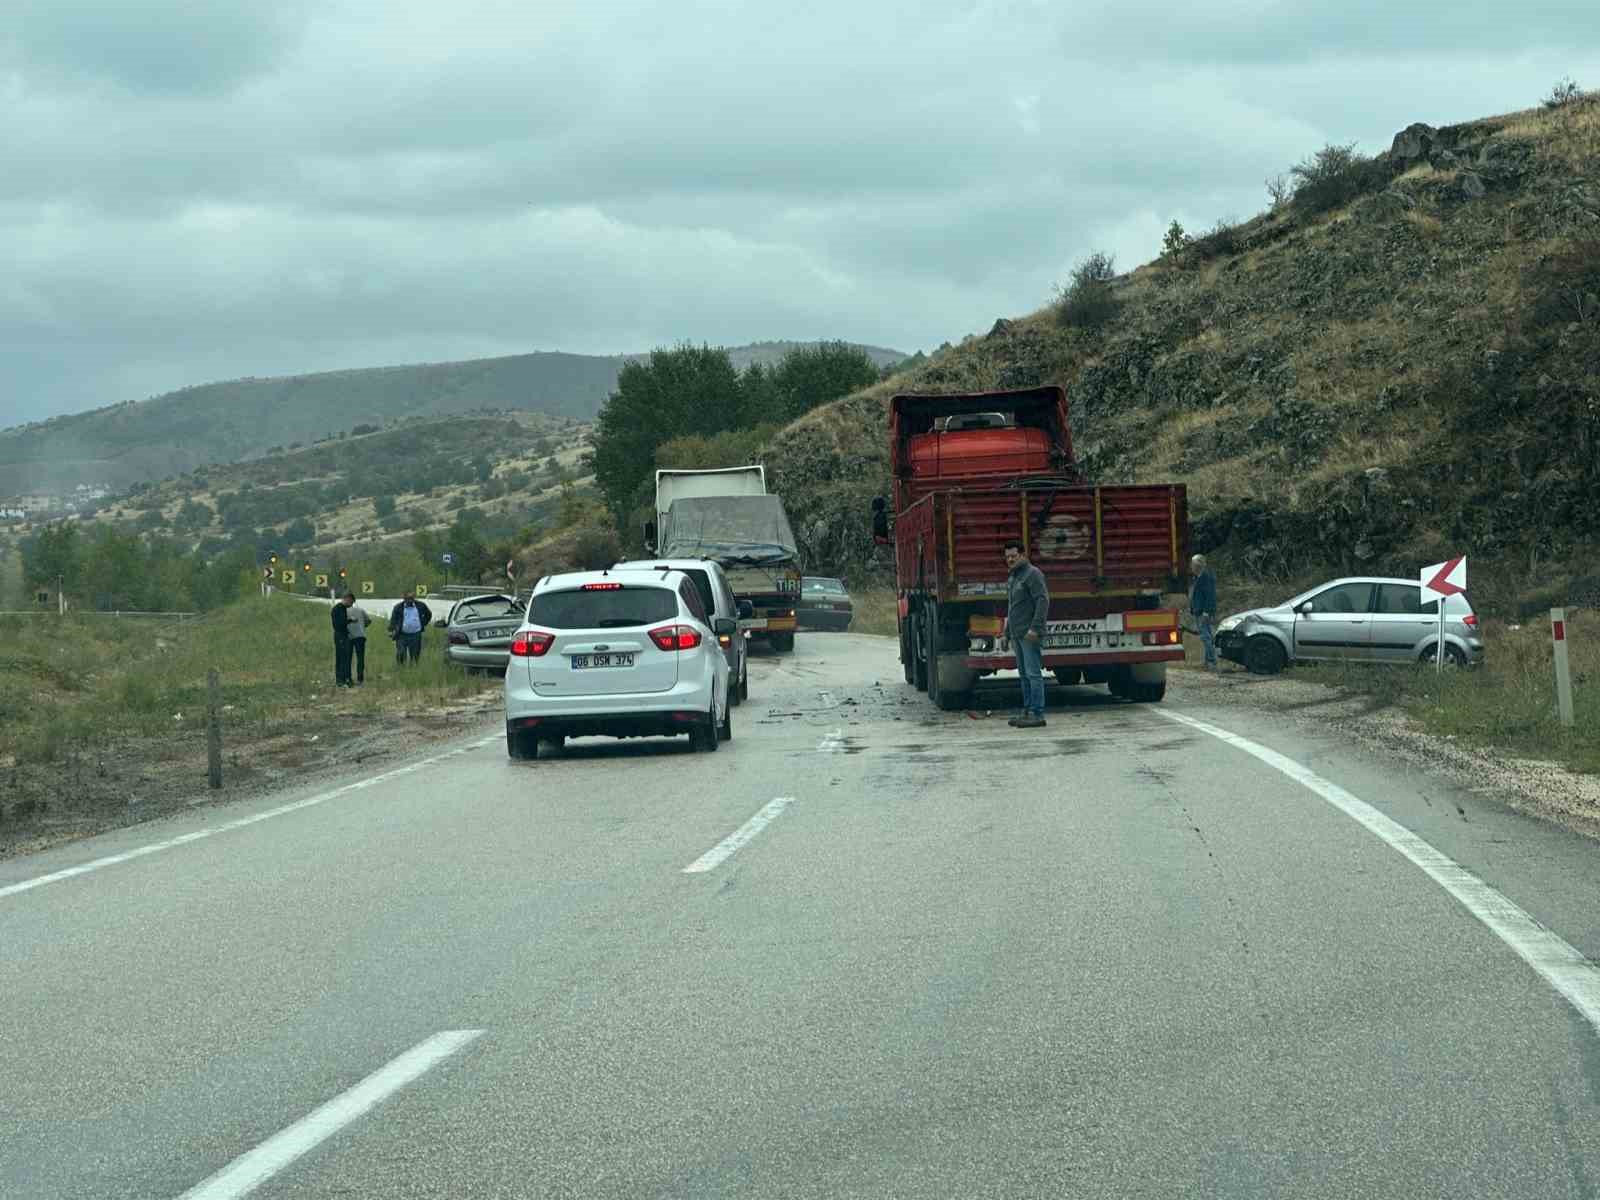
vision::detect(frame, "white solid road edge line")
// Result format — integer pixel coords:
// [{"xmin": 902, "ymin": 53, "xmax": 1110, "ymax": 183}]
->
[
  {"xmin": 0, "ymin": 734, "xmax": 504, "ymax": 903},
  {"xmin": 683, "ymin": 797, "xmax": 798, "ymax": 874},
  {"xmin": 177, "ymin": 1029, "xmax": 484, "ymax": 1200},
  {"xmin": 1158, "ymin": 709, "xmax": 1600, "ymax": 1035}
]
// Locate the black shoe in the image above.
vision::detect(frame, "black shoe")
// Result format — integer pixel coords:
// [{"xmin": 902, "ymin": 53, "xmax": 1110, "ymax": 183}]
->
[
  {"xmin": 1015, "ymin": 715, "xmax": 1047, "ymax": 729},
  {"xmin": 1007, "ymin": 714, "xmax": 1023, "ymax": 726}
]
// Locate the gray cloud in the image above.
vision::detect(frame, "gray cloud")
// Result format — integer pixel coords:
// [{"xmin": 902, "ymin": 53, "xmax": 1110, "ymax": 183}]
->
[{"xmin": 2, "ymin": 0, "xmax": 1598, "ymax": 429}]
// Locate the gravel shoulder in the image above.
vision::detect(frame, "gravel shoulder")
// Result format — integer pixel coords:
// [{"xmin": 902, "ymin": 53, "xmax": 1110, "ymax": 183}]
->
[{"xmin": 1169, "ymin": 663, "xmax": 1600, "ymax": 842}]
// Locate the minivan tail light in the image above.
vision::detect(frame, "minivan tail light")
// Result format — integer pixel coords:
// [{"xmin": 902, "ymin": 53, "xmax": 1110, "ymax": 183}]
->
[
  {"xmin": 1462, "ymin": 613, "xmax": 1478, "ymax": 628},
  {"xmin": 649, "ymin": 624, "xmax": 702, "ymax": 651},
  {"xmin": 510, "ymin": 631, "xmax": 554, "ymax": 657}
]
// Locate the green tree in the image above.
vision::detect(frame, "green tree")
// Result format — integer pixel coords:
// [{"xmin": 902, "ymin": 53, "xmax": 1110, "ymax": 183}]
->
[
  {"xmin": 373, "ymin": 494, "xmax": 397, "ymax": 518},
  {"xmin": 21, "ymin": 522, "xmax": 82, "ymax": 592},
  {"xmin": 587, "ymin": 344, "xmax": 742, "ymax": 521},
  {"xmin": 768, "ymin": 341, "xmax": 881, "ymax": 423},
  {"xmin": 444, "ymin": 515, "xmax": 492, "ymax": 581},
  {"xmin": 80, "ymin": 528, "xmax": 146, "ymax": 611}
]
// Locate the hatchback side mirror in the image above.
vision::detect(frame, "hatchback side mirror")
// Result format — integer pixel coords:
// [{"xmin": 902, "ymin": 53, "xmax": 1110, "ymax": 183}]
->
[
  {"xmin": 1296, "ymin": 601, "xmax": 1316, "ymax": 615},
  {"xmin": 713, "ymin": 617, "xmax": 737, "ymax": 637},
  {"xmin": 642, "ymin": 520, "xmax": 657, "ymax": 551}
]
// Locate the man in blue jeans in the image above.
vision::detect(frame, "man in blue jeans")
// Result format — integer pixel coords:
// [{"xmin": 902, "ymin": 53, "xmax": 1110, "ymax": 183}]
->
[
  {"xmin": 1190, "ymin": 553, "xmax": 1218, "ymax": 670},
  {"xmin": 1002, "ymin": 539, "xmax": 1050, "ymax": 729},
  {"xmin": 388, "ymin": 591, "xmax": 432, "ymax": 665}
]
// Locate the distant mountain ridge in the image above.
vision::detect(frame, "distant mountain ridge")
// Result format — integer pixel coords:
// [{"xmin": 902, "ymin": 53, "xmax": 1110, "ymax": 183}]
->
[{"xmin": 0, "ymin": 341, "xmax": 906, "ymax": 495}]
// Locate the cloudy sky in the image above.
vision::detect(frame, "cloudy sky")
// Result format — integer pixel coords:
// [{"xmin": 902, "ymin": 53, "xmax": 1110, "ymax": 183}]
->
[{"xmin": 3, "ymin": 0, "xmax": 1597, "ymax": 426}]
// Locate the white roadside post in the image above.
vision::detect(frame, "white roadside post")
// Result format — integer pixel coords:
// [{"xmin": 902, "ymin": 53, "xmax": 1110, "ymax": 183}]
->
[
  {"xmin": 1552, "ymin": 608, "xmax": 1575, "ymax": 728},
  {"xmin": 1420, "ymin": 556, "xmax": 1468, "ymax": 673}
]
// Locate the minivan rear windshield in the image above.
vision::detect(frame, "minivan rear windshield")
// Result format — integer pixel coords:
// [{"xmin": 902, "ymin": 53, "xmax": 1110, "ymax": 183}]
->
[{"xmin": 530, "ymin": 586, "xmax": 676, "ymax": 629}]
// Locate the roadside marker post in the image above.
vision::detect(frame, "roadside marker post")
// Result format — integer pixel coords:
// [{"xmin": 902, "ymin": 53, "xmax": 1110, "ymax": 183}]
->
[
  {"xmin": 1420, "ymin": 556, "xmax": 1468, "ymax": 673},
  {"xmin": 1552, "ymin": 608, "xmax": 1575, "ymax": 728}
]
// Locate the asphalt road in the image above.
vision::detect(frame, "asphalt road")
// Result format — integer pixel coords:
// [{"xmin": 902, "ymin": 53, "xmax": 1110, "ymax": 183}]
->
[{"xmin": 4, "ymin": 634, "xmax": 1600, "ymax": 1198}]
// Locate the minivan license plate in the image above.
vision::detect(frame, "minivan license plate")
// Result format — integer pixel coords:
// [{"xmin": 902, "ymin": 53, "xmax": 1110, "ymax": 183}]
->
[{"xmin": 572, "ymin": 653, "xmax": 634, "ymax": 670}]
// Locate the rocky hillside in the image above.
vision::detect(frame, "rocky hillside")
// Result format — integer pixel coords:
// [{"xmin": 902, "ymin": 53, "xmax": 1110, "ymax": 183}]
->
[{"xmin": 764, "ymin": 97, "xmax": 1600, "ymax": 615}]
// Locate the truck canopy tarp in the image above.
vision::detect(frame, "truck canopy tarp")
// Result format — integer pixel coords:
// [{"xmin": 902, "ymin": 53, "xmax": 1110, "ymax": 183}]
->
[{"xmin": 661, "ymin": 495, "xmax": 798, "ymax": 564}]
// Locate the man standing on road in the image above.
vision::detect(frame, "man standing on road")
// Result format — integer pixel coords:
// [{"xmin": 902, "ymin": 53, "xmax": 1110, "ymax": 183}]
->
[
  {"xmin": 331, "ymin": 593, "xmax": 355, "ymax": 688},
  {"xmin": 1190, "ymin": 553, "xmax": 1218, "ymax": 671},
  {"xmin": 343, "ymin": 592, "xmax": 370, "ymax": 685},
  {"xmin": 389, "ymin": 591, "xmax": 432, "ymax": 666},
  {"xmin": 1002, "ymin": 539, "xmax": 1049, "ymax": 729}
]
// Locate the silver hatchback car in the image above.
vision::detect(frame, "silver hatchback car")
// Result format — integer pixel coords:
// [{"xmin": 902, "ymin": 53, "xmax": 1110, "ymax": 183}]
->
[{"xmin": 1215, "ymin": 576, "xmax": 1483, "ymax": 674}]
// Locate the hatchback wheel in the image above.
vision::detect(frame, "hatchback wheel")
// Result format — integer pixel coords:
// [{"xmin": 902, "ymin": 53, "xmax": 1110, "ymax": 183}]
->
[
  {"xmin": 1421, "ymin": 644, "xmax": 1468, "ymax": 668},
  {"xmin": 1244, "ymin": 636, "xmax": 1286, "ymax": 675},
  {"xmin": 739, "ymin": 661, "xmax": 750, "ymax": 702},
  {"xmin": 719, "ymin": 693, "xmax": 733, "ymax": 742}
]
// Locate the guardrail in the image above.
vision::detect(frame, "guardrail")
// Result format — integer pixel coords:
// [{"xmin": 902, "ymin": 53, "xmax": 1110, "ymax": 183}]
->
[{"xmin": 0, "ymin": 610, "xmax": 196, "ymax": 619}]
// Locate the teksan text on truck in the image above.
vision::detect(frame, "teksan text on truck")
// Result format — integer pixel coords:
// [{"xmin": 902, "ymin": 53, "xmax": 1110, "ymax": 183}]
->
[{"xmin": 871, "ymin": 386, "xmax": 1190, "ymax": 710}]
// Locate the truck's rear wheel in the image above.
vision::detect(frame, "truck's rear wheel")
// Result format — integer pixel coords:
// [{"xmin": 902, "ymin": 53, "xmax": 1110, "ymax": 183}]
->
[
  {"xmin": 1052, "ymin": 667, "xmax": 1082, "ymax": 687},
  {"xmin": 771, "ymin": 632, "xmax": 795, "ymax": 653},
  {"xmin": 925, "ymin": 604, "xmax": 970, "ymax": 712},
  {"xmin": 899, "ymin": 617, "xmax": 915, "ymax": 685},
  {"xmin": 1109, "ymin": 665, "xmax": 1166, "ymax": 703},
  {"xmin": 912, "ymin": 606, "xmax": 929, "ymax": 691}
]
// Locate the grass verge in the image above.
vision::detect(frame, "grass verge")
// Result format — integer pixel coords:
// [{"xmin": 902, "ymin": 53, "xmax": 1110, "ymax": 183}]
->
[
  {"xmin": 1181, "ymin": 609, "xmax": 1598, "ymax": 775},
  {"xmin": 0, "ymin": 594, "xmax": 500, "ymax": 847},
  {"xmin": 850, "ymin": 588, "xmax": 899, "ymax": 637}
]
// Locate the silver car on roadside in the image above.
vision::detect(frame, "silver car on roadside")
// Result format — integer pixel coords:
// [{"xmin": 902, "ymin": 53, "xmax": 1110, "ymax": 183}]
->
[
  {"xmin": 443, "ymin": 592, "xmax": 526, "ymax": 674},
  {"xmin": 1214, "ymin": 576, "xmax": 1484, "ymax": 675}
]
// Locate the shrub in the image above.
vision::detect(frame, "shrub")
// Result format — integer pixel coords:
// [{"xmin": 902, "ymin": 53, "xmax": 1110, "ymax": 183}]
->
[
  {"xmin": 1289, "ymin": 143, "xmax": 1391, "ymax": 216},
  {"xmin": 1190, "ymin": 218, "xmax": 1244, "ymax": 262},
  {"xmin": 1161, "ymin": 220, "xmax": 1191, "ymax": 259},
  {"xmin": 1523, "ymin": 239, "xmax": 1600, "ymax": 329},
  {"xmin": 1265, "ymin": 173, "xmax": 1291, "ymax": 209},
  {"xmin": 1544, "ymin": 76, "xmax": 1584, "ymax": 110},
  {"xmin": 1055, "ymin": 251, "xmax": 1120, "ymax": 330},
  {"xmin": 570, "ymin": 525, "xmax": 621, "ymax": 570}
]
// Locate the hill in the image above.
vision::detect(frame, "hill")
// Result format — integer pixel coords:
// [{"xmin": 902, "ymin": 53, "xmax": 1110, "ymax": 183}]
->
[
  {"xmin": 81, "ymin": 412, "xmax": 593, "ymax": 564},
  {"xmin": 762, "ymin": 95, "xmax": 1600, "ymax": 616},
  {"xmin": 0, "ymin": 341, "xmax": 907, "ymax": 496}
]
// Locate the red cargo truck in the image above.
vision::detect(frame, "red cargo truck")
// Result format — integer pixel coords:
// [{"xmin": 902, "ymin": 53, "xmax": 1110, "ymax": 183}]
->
[{"xmin": 870, "ymin": 386, "xmax": 1190, "ymax": 710}]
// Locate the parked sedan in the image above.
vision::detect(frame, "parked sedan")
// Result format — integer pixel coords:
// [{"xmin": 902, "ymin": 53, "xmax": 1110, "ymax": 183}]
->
[
  {"xmin": 797, "ymin": 576, "xmax": 853, "ymax": 631},
  {"xmin": 443, "ymin": 593, "xmax": 525, "ymax": 673},
  {"xmin": 1215, "ymin": 576, "xmax": 1483, "ymax": 674}
]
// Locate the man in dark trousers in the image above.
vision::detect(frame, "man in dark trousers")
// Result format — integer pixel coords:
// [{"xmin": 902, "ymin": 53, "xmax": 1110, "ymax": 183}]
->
[
  {"xmin": 389, "ymin": 591, "xmax": 432, "ymax": 666},
  {"xmin": 343, "ymin": 592, "xmax": 370, "ymax": 684},
  {"xmin": 331, "ymin": 593, "xmax": 355, "ymax": 687},
  {"xmin": 1002, "ymin": 539, "xmax": 1050, "ymax": 728},
  {"xmin": 1190, "ymin": 553, "xmax": 1218, "ymax": 671}
]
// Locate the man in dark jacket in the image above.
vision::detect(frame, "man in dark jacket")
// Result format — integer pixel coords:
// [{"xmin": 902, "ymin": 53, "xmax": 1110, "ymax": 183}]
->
[
  {"xmin": 1190, "ymin": 554, "xmax": 1218, "ymax": 671},
  {"xmin": 389, "ymin": 592, "xmax": 432, "ymax": 666},
  {"xmin": 331, "ymin": 594, "xmax": 355, "ymax": 687},
  {"xmin": 1002, "ymin": 539, "xmax": 1050, "ymax": 728}
]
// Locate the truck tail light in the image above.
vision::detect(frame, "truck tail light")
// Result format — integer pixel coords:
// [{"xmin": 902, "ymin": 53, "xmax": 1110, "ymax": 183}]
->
[
  {"xmin": 649, "ymin": 624, "xmax": 702, "ymax": 651},
  {"xmin": 510, "ymin": 631, "xmax": 554, "ymax": 657},
  {"xmin": 1141, "ymin": 631, "xmax": 1181, "ymax": 646}
]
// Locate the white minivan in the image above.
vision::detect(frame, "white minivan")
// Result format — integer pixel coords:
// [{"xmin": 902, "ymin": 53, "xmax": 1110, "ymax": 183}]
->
[{"xmin": 504, "ymin": 569, "xmax": 733, "ymax": 760}]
